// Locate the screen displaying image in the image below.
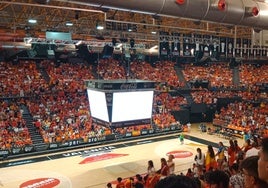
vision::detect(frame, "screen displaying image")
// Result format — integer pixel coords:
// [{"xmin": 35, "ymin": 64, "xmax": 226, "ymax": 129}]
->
[
  {"xmin": 87, "ymin": 89, "xmax": 109, "ymax": 122},
  {"xmin": 112, "ymin": 90, "xmax": 154, "ymax": 122}
]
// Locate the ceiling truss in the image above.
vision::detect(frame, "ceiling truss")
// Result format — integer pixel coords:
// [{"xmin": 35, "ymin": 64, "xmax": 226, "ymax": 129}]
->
[{"xmin": 0, "ymin": 0, "xmax": 253, "ymax": 45}]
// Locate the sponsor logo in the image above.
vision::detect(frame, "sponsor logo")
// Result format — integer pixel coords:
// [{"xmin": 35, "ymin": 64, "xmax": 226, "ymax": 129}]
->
[
  {"xmin": 120, "ymin": 83, "xmax": 137, "ymax": 90},
  {"xmin": 7, "ymin": 160, "xmax": 33, "ymax": 167},
  {"xmin": 62, "ymin": 146, "xmax": 116, "ymax": 157},
  {"xmin": 20, "ymin": 178, "xmax": 60, "ymax": 188},
  {"xmin": 167, "ymin": 150, "xmax": 193, "ymax": 158},
  {"xmin": 79, "ymin": 153, "xmax": 128, "ymax": 164}
]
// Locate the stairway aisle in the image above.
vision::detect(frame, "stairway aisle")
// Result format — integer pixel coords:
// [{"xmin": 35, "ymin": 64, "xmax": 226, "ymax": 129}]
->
[
  {"xmin": 21, "ymin": 105, "xmax": 48, "ymax": 152},
  {"xmin": 232, "ymin": 66, "xmax": 240, "ymax": 86},
  {"xmin": 36, "ymin": 61, "xmax": 50, "ymax": 83}
]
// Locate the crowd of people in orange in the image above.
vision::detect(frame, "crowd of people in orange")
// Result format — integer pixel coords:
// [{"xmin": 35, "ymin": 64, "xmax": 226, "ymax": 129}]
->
[
  {"xmin": 190, "ymin": 89, "xmax": 267, "ymax": 104},
  {"xmin": 182, "ymin": 63, "xmax": 233, "ymax": 88},
  {"xmin": 0, "ymin": 61, "xmax": 48, "ymax": 97},
  {"xmin": 0, "ymin": 99, "xmax": 32, "ymax": 150},
  {"xmin": 130, "ymin": 61, "xmax": 185, "ymax": 89},
  {"xmin": 214, "ymin": 101, "xmax": 268, "ymax": 138},
  {"xmin": 111, "ymin": 137, "xmax": 268, "ymax": 188},
  {"xmin": 0, "ymin": 58, "xmax": 267, "ymax": 153},
  {"xmin": 239, "ymin": 64, "xmax": 268, "ymax": 87}
]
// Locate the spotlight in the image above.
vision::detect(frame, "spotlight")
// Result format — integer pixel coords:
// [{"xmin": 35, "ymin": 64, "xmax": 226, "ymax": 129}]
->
[
  {"xmin": 218, "ymin": 0, "xmax": 226, "ymax": 11},
  {"xmin": 175, "ymin": 0, "xmax": 185, "ymax": 5},
  {"xmin": 96, "ymin": 22, "xmax": 104, "ymax": 30},
  {"xmin": 245, "ymin": 6, "xmax": 259, "ymax": 17},
  {"xmin": 252, "ymin": 7, "xmax": 259, "ymax": 17}
]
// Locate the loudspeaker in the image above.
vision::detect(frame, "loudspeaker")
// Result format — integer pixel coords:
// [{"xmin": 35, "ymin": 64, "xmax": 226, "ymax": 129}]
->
[
  {"xmin": 102, "ymin": 45, "xmax": 114, "ymax": 59},
  {"xmin": 112, "ymin": 38, "xmax": 117, "ymax": 46},
  {"xmin": 130, "ymin": 38, "xmax": 135, "ymax": 48}
]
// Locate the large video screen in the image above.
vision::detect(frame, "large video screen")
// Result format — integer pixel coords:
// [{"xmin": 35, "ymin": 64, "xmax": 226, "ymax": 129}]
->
[
  {"xmin": 112, "ymin": 90, "xmax": 154, "ymax": 122},
  {"xmin": 86, "ymin": 89, "xmax": 109, "ymax": 122}
]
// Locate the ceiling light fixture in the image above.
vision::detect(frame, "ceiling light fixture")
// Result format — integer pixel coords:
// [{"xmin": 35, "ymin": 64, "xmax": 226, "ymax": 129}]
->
[
  {"xmin": 28, "ymin": 19, "xmax": 37, "ymax": 24},
  {"xmin": 96, "ymin": 22, "xmax": 104, "ymax": 30},
  {"xmin": 66, "ymin": 22, "xmax": 73, "ymax": 26},
  {"xmin": 96, "ymin": 25, "xmax": 104, "ymax": 30}
]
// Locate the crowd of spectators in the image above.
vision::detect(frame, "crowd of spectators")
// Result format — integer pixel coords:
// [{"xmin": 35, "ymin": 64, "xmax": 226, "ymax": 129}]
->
[
  {"xmin": 26, "ymin": 92, "xmax": 112, "ymax": 144},
  {"xmin": 154, "ymin": 92, "xmax": 187, "ymax": 112},
  {"xmin": 42, "ymin": 60, "xmax": 95, "ymax": 92},
  {"xmin": 190, "ymin": 89, "xmax": 266, "ymax": 104},
  {"xmin": 97, "ymin": 58, "xmax": 126, "ymax": 80},
  {"xmin": 214, "ymin": 101, "xmax": 268, "ymax": 138},
  {"xmin": 0, "ymin": 58, "xmax": 267, "ymax": 152},
  {"xmin": 0, "ymin": 60, "xmax": 48, "ymax": 97},
  {"xmin": 182, "ymin": 63, "xmax": 233, "ymax": 88},
  {"xmin": 0, "ymin": 99, "xmax": 32, "ymax": 150},
  {"xmin": 130, "ymin": 61, "xmax": 184, "ymax": 89},
  {"xmin": 239, "ymin": 64, "xmax": 268, "ymax": 88}
]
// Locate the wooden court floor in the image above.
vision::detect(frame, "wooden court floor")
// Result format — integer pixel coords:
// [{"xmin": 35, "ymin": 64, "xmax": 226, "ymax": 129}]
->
[{"xmin": 0, "ymin": 124, "xmax": 244, "ymax": 188}]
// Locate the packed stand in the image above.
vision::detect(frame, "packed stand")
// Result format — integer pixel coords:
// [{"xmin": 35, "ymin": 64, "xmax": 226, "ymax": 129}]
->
[
  {"xmin": 42, "ymin": 60, "xmax": 95, "ymax": 92},
  {"xmin": 97, "ymin": 58, "xmax": 126, "ymax": 80},
  {"xmin": 239, "ymin": 64, "xmax": 268, "ymax": 88},
  {"xmin": 213, "ymin": 101, "xmax": 268, "ymax": 138},
  {"xmin": 0, "ymin": 60, "xmax": 48, "ymax": 97},
  {"xmin": 27, "ymin": 92, "xmax": 113, "ymax": 144},
  {"xmin": 0, "ymin": 99, "xmax": 32, "ymax": 150},
  {"xmin": 182, "ymin": 63, "xmax": 233, "ymax": 88},
  {"xmin": 130, "ymin": 61, "xmax": 184, "ymax": 89},
  {"xmin": 154, "ymin": 92, "xmax": 187, "ymax": 112}
]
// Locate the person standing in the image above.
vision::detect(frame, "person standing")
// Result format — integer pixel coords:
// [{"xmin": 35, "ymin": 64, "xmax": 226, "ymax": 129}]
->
[
  {"xmin": 147, "ymin": 160, "xmax": 156, "ymax": 177},
  {"xmin": 229, "ymin": 163, "xmax": 244, "ymax": 188},
  {"xmin": 116, "ymin": 177, "xmax": 125, "ymax": 188},
  {"xmin": 107, "ymin": 183, "xmax": 113, "ymax": 188},
  {"xmin": 204, "ymin": 170, "xmax": 230, "ymax": 188},
  {"xmin": 234, "ymin": 139, "xmax": 243, "ymax": 164},
  {"xmin": 187, "ymin": 122, "xmax": 191, "ymax": 133},
  {"xmin": 243, "ymin": 139, "xmax": 252, "ymax": 153},
  {"xmin": 258, "ymin": 137, "xmax": 268, "ymax": 185},
  {"xmin": 194, "ymin": 148, "xmax": 205, "ymax": 174},
  {"xmin": 228, "ymin": 140, "xmax": 237, "ymax": 167},
  {"xmin": 192, "ymin": 163, "xmax": 199, "ymax": 178},
  {"xmin": 134, "ymin": 174, "xmax": 144, "ymax": 188},
  {"xmin": 167, "ymin": 154, "xmax": 175, "ymax": 175},
  {"xmin": 186, "ymin": 168, "xmax": 194, "ymax": 178},
  {"xmin": 240, "ymin": 156, "xmax": 267, "ymax": 188},
  {"xmin": 245, "ymin": 141, "xmax": 259, "ymax": 158},
  {"xmin": 124, "ymin": 177, "xmax": 134, "ymax": 188},
  {"xmin": 179, "ymin": 133, "xmax": 184, "ymax": 145},
  {"xmin": 216, "ymin": 142, "xmax": 226, "ymax": 170},
  {"xmin": 157, "ymin": 158, "xmax": 170, "ymax": 178},
  {"xmin": 144, "ymin": 160, "xmax": 156, "ymax": 188},
  {"xmin": 205, "ymin": 145, "xmax": 216, "ymax": 171},
  {"xmin": 155, "ymin": 175, "xmax": 198, "ymax": 188}
]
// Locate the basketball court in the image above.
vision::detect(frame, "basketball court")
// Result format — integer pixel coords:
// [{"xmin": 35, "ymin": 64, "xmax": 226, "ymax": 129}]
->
[{"xmin": 0, "ymin": 124, "xmax": 243, "ymax": 188}]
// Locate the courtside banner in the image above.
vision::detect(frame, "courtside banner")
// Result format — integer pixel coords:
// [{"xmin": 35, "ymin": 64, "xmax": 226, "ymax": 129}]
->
[
  {"xmin": 227, "ymin": 37, "xmax": 234, "ymax": 57},
  {"xmin": 235, "ymin": 38, "xmax": 241, "ymax": 56},
  {"xmin": 220, "ymin": 37, "xmax": 226, "ymax": 57},
  {"xmin": 242, "ymin": 38, "xmax": 249, "ymax": 56}
]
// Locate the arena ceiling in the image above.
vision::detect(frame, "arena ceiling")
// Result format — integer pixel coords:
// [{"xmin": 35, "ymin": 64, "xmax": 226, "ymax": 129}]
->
[{"xmin": 0, "ymin": 0, "xmax": 262, "ymax": 45}]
